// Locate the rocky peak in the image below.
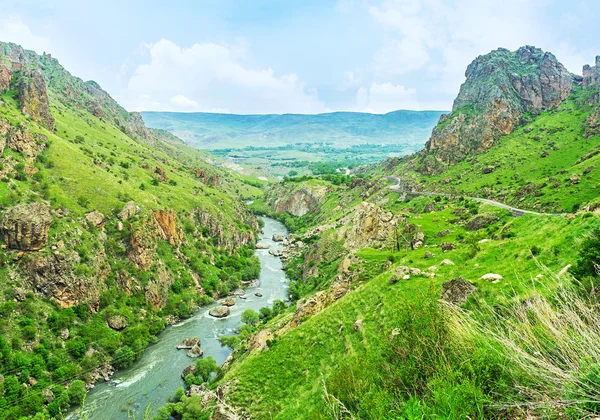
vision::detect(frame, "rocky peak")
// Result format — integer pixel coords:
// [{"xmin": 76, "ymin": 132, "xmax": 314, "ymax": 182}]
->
[
  {"xmin": 583, "ymin": 56, "xmax": 600, "ymax": 103},
  {"xmin": 422, "ymin": 46, "xmax": 572, "ymax": 169}
]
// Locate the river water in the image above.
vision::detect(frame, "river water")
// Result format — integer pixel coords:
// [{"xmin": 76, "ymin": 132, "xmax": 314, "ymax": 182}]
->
[{"xmin": 81, "ymin": 217, "xmax": 289, "ymax": 419}]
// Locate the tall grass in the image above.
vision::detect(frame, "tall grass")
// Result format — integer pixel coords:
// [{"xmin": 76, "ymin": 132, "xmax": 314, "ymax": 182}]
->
[{"xmin": 449, "ymin": 268, "xmax": 600, "ymax": 418}]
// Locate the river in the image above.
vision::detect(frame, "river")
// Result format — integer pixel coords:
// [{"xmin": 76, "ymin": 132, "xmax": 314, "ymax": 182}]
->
[{"xmin": 81, "ymin": 217, "xmax": 289, "ymax": 419}]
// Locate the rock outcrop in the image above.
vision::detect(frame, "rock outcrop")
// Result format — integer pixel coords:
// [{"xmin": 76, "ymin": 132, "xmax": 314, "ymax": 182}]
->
[
  {"xmin": 273, "ymin": 186, "xmax": 327, "ymax": 217},
  {"xmin": 441, "ymin": 277, "xmax": 477, "ymax": 305},
  {"xmin": 422, "ymin": 46, "xmax": 572, "ymax": 169},
  {"xmin": 25, "ymin": 251, "xmax": 102, "ymax": 307},
  {"xmin": 17, "ymin": 69, "xmax": 54, "ymax": 130},
  {"xmin": 342, "ymin": 202, "xmax": 403, "ymax": 250},
  {"xmin": 1, "ymin": 203, "xmax": 52, "ymax": 251},
  {"xmin": 154, "ymin": 209, "xmax": 181, "ymax": 245},
  {"xmin": 85, "ymin": 211, "xmax": 105, "ymax": 228}
]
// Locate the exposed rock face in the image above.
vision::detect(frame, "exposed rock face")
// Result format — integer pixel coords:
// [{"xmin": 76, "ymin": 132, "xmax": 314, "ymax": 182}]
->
[
  {"xmin": 423, "ymin": 46, "xmax": 572, "ymax": 168},
  {"xmin": 195, "ymin": 208, "xmax": 255, "ymax": 251},
  {"xmin": 585, "ymin": 107, "xmax": 600, "ymax": 138},
  {"xmin": 343, "ymin": 202, "xmax": 402, "ymax": 250},
  {"xmin": 128, "ymin": 226, "xmax": 155, "ymax": 270},
  {"xmin": 209, "ymin": 306, "xmax": 231, "ymax": 318},
  {"xmin": 0, "ymin": 62, "xmax": 12, "ymax": 92},
  {"xmin": 17, "ymin": 69, "xmax": 54, "ymax": 130},
  {"xmin": 273, "ymin": 186, "xmax": 327, "ymax": 217},
  {"xmin": 583, "ymin": 56, "xmax": 600, "ymax": 102},
  {"xmin": 441, "ymin": 277, "xmax": 477, "ymax": 305},
  {"xmin": 25, "ymin": 251, "xmax": 101, "ymax": 307},
  {"xmin": 107, "ymin": 315, "xmax": 128, "ymax": 330},
  {"xmin": 290, "ymin": 275, "xmax": 351, "ymax": 328},
  {"xmin": 154, "ymin": 209, "xmax": 181, "ymax": 245},
  {"xmin": 3, "ymin": 123, "xmax": 47, "ymax": 158},
  {"xmin": 1, "ymin": 203, "xmax": 52, "ymax": 251}
]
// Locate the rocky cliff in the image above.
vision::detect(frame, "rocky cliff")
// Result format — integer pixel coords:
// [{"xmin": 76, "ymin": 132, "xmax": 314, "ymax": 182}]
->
[
  {"xmin": 422, "ymin": 46, "xmax": 573, "ymax": 170},
  {"xmin": 270, "ymin": 184, "xmax": 328, "ymax": 217}
]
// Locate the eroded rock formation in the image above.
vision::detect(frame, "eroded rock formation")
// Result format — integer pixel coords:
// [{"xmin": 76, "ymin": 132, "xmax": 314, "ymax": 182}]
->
[
  {"xmin": 1, "ymin": 203, "xmax": 52, "ymax": 251},
  {"xmin": 423, "ymin": 46, "xmax": 573, "ymax": 169}
]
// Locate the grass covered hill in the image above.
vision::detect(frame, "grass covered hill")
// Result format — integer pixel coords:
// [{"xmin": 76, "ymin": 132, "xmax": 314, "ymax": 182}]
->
[
  {"xmin": 0, "ymin": 42, "xmax": 265, "ymax": 419},
  {"xmin": 141, "ymin": 110, "xmax": 445, "ymax": 150}
]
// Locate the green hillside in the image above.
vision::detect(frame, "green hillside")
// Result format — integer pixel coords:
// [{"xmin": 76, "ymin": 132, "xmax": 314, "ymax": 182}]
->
[
  {"xmin": 153, "ymin": 48, "xmax": 600, "ymax": 420},
  {"xmin": 0, "ymin": 43, "xmax": 264, "ymax": 419}
]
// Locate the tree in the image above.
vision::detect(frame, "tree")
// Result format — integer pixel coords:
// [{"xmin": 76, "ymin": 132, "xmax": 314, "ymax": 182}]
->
[
  {"xmin": 241, "ymin": 309, "xmax": 259, "ymax": 326},
  {"xmin": 194, "ymin": 357, "xmax": 217, "ymax": 382},
  {"xmin": 259, "ymin": 307, "xmax": 272, "ymax": 320},
  {"xmin": 67, "ymin": 380, "xmax": 86, "ymax": 406},
  {"xmin": 113, "ymin": 346, "xmax": 135, "ymax": 369}
]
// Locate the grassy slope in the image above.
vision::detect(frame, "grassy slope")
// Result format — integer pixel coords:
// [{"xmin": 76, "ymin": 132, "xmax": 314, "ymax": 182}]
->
[
  {"xmin": 0, "ymin": 46, "xmax": 268, "ymax": 419},
  {"xmin": 220, "ymin": 196, "xmax": 598, "ymax": 418},
  {"xmin": 393, "ymin": 90, "xmax": 600, "ymax": 213}
]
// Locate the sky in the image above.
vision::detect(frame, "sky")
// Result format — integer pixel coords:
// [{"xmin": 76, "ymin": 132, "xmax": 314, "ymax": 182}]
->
[{"xmin": 0, "ymin": 0, "xmax": 598, "ymax": 114}]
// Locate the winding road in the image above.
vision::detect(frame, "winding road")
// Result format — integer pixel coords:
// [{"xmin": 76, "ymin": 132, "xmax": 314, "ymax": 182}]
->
[{"xmin": 386, "ymin": 176, "xmax": 564, "ymax": 217}]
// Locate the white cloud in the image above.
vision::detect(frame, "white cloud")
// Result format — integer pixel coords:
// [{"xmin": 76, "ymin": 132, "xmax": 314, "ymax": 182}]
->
[
  {"xmin": 356, "ymin": 82, "xmax": 418, "ymax": 113},
  {"xmin": 365, "ymin": 0, "xmax": 584, "ymax": 98},
  {"xmin": 0, "ymin": 15, "xmax": 50, "ymax": 54},
  {"xmin": 125, "ymin": 38, "xmax": 327, "ymax": 114},
  {"xmin": 169, "ymin": 94, "xmax": 199, "ymax": 110}
]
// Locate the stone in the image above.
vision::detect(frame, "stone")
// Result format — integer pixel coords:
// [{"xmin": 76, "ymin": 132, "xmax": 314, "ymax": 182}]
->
[
  {"xmin": 272, "ymin": 233, "xmax": 284, "ymax": 242},
  {"xmin": 255, "ymin": 292, "xmax": 263, "ymax": 297},
  {"xmin": 354, "ymin": 319, "xmax": 363, "ymax": 331},
  {"xmin": 116, "ymin": 221, "xmax": 124, "ymax": 232},
  {"xmin": 85, "ymin": 210, "xmax": 105, "ymax": 228},
  {"xmin": 155, "ymin": 166, "xmax": 167, "ymax": 182},
  {"xmin": 119, "ymin": 201, "xmax": 138, "ymax": 221},
  {"xmin": 177, "ymin": 337, "xmax": 200, "ymax": 349},
  {"xmin": 440, "ymin": 259, "xmax": 455, "ymax": 266},
  {"xmin": 441, "ymin": 242, "xmax": 457, "ymax": 252},
  {"xmin": 441, "ymin": 277, "xmax": 477, "ymax": 305},
  {"xmin": 187, "ymin": 344, "xmax": 203, "ymax": 358},
  {"xmin": 209, "ymin": 306, "xmax": 230, "ymax": 318},
  {"xmin": 424, "ymin": 251, "xmax": 433, "ymax": 259},
  {"xmin": 222, "ymin": 297, "xmax": 235, "ymax": 307},
  {"xmin": 107, "ymin": 315, "xmax": 128, "ymax": 331},
  {"xmin": 480, "ymin": 273, "xmax": 503, "ymax": 282},
  {"xmin": 256, "ymin": 242, "xmax": 269, "ymax": 249},
  {"xmin": 1, "ymin": 203, "xmax": 52, "ymax": 251}
]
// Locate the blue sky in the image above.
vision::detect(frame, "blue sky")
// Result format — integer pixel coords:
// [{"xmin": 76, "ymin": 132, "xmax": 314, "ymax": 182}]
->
[{"xmin": 0, "ymin": 0, "xmax": 598, "ymax": 114}]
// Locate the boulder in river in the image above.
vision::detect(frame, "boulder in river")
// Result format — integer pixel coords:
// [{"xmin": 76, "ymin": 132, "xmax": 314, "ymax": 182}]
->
[
  {"xmin": 232, "ymin": 288, "xmax": 245, "ymax": 296},
  {"xmin": 187, "ymin": 344, "xmax": 204, "ymax": 358},
  {"xmin": 209, "ymin": 306, "xmax": 230, "ymax": 318},
  {"xmin": 255, "ymin": 292, "xmax": 263, "ymax": 297},
  {"xmin": 177, "ymin": 337, "xmax": 200, "ymax": 349},
  {"xmin": 256, "ymin": 242, "xmax": 269, "ymax": 249},
  {"xmin": 272, "ymin": 233, "xmax": 284, "ymax": 242},
  {"xmin": 222, "ymin": 297, "xmax": 235, "ymax": 307},
  {"xmin": 181, "ymin": 364, "xmax": 195, "ymax": 380}
]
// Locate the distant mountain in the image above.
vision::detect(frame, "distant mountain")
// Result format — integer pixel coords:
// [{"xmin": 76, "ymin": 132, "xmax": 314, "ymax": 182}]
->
[{"xmin": 141, "ymin": 110, "xmax": 445, "ymax": 150}]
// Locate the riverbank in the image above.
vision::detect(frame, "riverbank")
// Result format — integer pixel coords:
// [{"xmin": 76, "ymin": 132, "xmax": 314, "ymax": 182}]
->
[{"xmin": 79, "ymin": 217, "xmax": 289, "ymax": 419}]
